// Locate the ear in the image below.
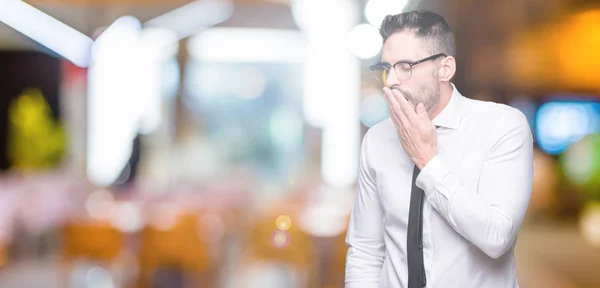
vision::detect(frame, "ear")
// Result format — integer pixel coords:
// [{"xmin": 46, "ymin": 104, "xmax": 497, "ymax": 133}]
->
[{"xmin": 438, "ymin": 55, "xmax": 456, "ymax": 81}]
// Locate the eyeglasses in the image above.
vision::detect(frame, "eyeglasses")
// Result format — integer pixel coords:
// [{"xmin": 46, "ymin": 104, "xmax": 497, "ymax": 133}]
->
[{"xmin": 370, "ymin": 53, "xmax": 447, "ymax": 86}]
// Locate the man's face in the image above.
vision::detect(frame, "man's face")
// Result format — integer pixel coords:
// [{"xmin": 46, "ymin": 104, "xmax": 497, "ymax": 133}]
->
[{"xmin": 381, "ymin": 30, "xmax": 441, "ymax": 112}]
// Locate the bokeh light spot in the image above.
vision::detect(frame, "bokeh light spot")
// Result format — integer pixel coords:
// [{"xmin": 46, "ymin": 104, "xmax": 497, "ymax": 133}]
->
[
  {"xmin": 271, "ymin": 230, "xmax": 290, "ymax": 249},
  {"xmin": 276, "ymin": 215, "xmax": 292, "ymax": 231}
]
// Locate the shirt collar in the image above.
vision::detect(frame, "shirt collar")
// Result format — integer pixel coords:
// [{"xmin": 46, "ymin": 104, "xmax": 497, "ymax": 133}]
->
[{"xmin": 432, "ymin": 82, "xmax": 463, "ymax": 130}]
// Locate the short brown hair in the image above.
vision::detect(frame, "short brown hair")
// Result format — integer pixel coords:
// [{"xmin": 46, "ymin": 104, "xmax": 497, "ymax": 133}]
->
[{"xmin": 380, "ymin": 10, "xmax": 456, "ymax": 57}]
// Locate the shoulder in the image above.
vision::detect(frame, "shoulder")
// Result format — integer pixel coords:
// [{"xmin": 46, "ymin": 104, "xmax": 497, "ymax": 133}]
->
[
  {"xmin": 366, "ymin": 118, "xmax": 395, "ymax": 141},
  {"xmin": 461, "ymin": 97, "xmax": 530, "ymax": 132},
  {"xmin": 460, "ymin": 97, "xmax": 532, "ymax": 150},
  {"xmin": 360, "ymin": 118, "xmax": 398, "ymax": 154},
  {"xmin": 358, "ymin": 118, "xmax": 401, "ymax": 172}
]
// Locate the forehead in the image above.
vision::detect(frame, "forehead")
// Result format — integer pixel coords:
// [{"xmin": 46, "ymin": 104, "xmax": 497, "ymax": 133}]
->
[{"xmin": 381, "ymin": 30, "xmax": 428, "ymax": 63}]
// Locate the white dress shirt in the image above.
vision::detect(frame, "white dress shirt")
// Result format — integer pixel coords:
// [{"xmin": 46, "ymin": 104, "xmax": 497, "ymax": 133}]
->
[{"xmin": 345, "ymin": 83, "xmax": 534, "ymax": 288}]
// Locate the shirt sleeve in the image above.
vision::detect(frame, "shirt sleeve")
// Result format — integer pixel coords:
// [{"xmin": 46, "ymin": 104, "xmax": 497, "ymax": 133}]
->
[
  {"xmin": 415, "ymin": 108, "xmax": 534, "ymax": 259},
  {"xmin": 345, "ymin": 130, "xmax": 386, "ymax": 287}
]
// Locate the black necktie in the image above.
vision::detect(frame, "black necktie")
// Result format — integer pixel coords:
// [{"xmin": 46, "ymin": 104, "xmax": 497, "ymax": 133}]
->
[
  {"xmin": 407, "ymin": 165, "xmax": 426, "ymax": 287},
  {"xmin": 407, "ymin": 126, "xmax": 439, "ymax": 287}
]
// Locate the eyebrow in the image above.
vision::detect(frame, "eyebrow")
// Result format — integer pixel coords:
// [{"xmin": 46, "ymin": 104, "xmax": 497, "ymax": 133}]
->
[{"xmin": 379, "ymin": 59, "xmax": 415, "ymax": 65}]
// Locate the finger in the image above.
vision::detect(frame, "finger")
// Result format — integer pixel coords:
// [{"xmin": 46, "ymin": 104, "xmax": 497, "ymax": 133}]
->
[
  {"xmin": 392, "ymin": 89, "xmax": 419, "ymax": 124},
  {"xmin": 416, "ymin": 103, "xmax": 429, "ymax": 122},
  {"xmin": 382, "ymin": 92, "xmax": 399, "ymax": 126},
  {"xmin": 385, "ymin": 88, "xmax": 410, "ymax": 127},
  {"xmin": 387, "ymin": 104, "xmax": 402, "ymax": 128},
  {"xmin": 382, "ymin": 88, "xmax": 404, "ymax": 126}
]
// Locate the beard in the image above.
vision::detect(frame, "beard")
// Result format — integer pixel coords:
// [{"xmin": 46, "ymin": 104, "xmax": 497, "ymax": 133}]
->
[{"xmin": 390, "ymin": 74, "xmax": 440, "ymax": 112}]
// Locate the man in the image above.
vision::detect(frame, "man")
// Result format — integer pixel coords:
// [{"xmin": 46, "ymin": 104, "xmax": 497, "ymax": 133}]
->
[{"xmin": 345, "ymin": 10, "xmax": 533, "ymax": 288}]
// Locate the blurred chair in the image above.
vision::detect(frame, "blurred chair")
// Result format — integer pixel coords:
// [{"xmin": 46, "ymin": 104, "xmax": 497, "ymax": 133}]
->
[
  {"xmin": 320, "ymin": 230, "xmax": 348, "ymax": 288},
  {"xmin": 235, "ymin": 208, "xmax": 318, "ymax": 288},
  {"xmin": 319, "ymin": 214, "xmax": 350, "ymax": 288},
  {"xmin": 60, "ymin": 220, "xmax": 124, "ymax": 287},
  {"xmin": 137, "ymin": 212, "xmax": 215, "ymax": 288},
  {"xmin": 0, "ymin": 242, "xmax": 6, "ymax": 268}
]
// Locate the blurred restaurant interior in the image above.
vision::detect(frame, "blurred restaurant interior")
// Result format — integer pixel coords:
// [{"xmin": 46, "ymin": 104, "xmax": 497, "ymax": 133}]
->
[{"xmin": 0, "ymin": 0, "xmax": 600, "ymax": 287}]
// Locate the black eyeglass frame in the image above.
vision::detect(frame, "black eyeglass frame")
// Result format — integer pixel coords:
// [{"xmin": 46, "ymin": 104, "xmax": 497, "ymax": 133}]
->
[{"xmin": 370, "ymin": 53, "xmax": 447, "ymax": 82}]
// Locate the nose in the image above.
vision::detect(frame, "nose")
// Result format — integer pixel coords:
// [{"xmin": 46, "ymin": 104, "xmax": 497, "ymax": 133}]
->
[{"xmin": 385, "ymin": 68, "xmax": 402, "ymax": 87}]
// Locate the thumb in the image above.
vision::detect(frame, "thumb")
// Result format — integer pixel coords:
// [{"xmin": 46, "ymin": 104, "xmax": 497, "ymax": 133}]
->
[{"xmin": 417, "ymin": 103, "xmax": 428, "ymax": 118}]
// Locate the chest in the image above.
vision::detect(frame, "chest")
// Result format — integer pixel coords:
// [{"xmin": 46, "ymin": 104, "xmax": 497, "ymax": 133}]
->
[{"xmin": 373, "ymin": 126, "xmax": 488, "ymax": 221}]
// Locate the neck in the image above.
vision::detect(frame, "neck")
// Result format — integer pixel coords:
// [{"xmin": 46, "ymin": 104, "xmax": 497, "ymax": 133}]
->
[{"xmin": 428, "ymin": 82, "xmax": 453, "ymax": 120}]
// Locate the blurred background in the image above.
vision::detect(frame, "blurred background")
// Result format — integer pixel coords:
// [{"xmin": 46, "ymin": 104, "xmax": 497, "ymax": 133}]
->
[{"xmin": 0, "ymin": 0, "xmax": 599, "ymax": 287}]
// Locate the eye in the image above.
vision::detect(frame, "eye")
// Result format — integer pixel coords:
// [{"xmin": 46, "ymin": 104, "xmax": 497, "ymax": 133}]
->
[{"xmin": 394, "ymin": 62, "xmax": 411, "ymax": 72}]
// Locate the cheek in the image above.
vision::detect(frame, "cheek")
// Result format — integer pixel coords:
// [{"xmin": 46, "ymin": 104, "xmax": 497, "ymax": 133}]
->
[
  {"xmin": 397, "ymin": 85, "xmax": 415, "ymax": 96},
  {"xmin": 413, "ymin": 67, "xmax": 437, "ymax": 83},
  {"xmin": 407, "ymin": 80, "xmax": 429, "ymax": 96}
]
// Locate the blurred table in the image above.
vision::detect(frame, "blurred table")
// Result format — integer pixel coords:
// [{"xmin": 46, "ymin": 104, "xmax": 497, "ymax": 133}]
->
[{"xmin": 516, "ymin": 221, "xmax": 600, "ymax": 288}]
